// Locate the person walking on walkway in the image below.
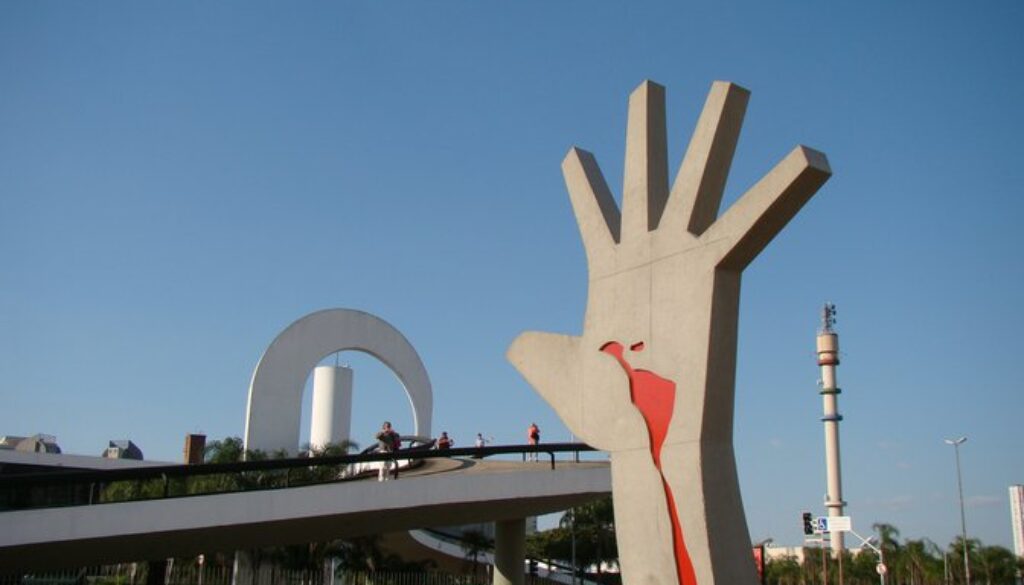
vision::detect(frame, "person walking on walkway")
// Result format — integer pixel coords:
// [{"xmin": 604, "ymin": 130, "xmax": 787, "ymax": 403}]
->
[
  {"xmin": 375, "ymin": 421, "xmax": 401, "ymax": 481},
  {"xmin": 527, "ymin": 422, "xmax": 540, "ymax": 462}
]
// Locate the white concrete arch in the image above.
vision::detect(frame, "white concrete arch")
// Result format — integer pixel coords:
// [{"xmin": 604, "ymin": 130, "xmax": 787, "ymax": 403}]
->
[{"xmin": 244, "ymin": 308, "xmax": 432, "ymax": 454}]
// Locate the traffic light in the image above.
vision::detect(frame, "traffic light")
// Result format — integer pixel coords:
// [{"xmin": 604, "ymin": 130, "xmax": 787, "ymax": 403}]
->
[{"xmin": 802, "ymin": 512, "xmax": 814, "ymax": 535}]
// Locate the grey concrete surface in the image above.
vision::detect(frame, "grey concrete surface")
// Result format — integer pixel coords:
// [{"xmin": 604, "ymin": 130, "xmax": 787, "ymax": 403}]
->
[
  {"xmin": 0, "ymin": 458, "xmax": 609, "ymax": 571},
  {"xmin": 509, "ymin": 80, "xmax": 830, "ymax": 585},
  {"xmin": 494, "ymin": 518, "xmax": 527, "ymax": 585}
]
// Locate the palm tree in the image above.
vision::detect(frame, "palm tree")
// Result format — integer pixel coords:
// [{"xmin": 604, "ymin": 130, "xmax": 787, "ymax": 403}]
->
[
  {"xmin": 460, "ymin": 529, "xmax": 494, "ymax": 581},
  {"xmin": 974, "ymin": 544, "xmax": 1018, "ymax": 585},
  {"xmin": 332, "ymin": 535, "xmax": 389, "ymax": 572},
  {"xmin": 195, "ymin": 436, "xmax": 277, "ymax": 493},
  {"xmin": 301, "ymin": 440, "xmax": 359, "ymax": 458},
  {"xmin": 902, "ymin": 538, "xmax": 942, "ymax": 585},
  {"xmin": 297, "ymin": 440, "xmax": 360, "ymax": 484},
  {"xmin": 949, "ymin": 537, "xmax": 981, "ymax": 585},
  {"xmin": 204, "ymin": 436, "xmax": 246, "ymax": 463},
  {"xmin": 872, "ymin": 523, "xmax": 903, "ymax": 584},
  {"xmin": 847, "ymin": 547, "xmax": 885, "ymax": 585}
]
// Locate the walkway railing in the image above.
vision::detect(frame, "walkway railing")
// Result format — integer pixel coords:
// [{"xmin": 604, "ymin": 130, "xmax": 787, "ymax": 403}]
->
[
  {"xmin": 0, "ymin": 443, "xmax": 597, "ymax": 513},
  {"xmin": 1, "ymin": 566, "xmax": 498, "ymax": 585}
]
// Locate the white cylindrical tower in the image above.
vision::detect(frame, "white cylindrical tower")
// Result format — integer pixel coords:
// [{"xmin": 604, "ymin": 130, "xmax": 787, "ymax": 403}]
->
[
  {"xmin": 817, "ymin": 303, "xmax": 845, "ymax": 553},
  {"xmin": 310, "ymin": 365, "xmax": 354, "ymax": 450}
]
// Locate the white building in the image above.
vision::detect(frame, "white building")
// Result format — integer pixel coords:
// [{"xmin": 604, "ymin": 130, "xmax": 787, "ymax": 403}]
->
[{"xmin": 1010, "ymin": 485, "xmax": 1024, "ymax": 559}]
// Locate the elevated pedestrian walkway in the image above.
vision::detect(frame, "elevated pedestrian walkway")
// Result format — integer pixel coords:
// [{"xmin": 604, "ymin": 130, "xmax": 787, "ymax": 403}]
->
[{"xmin": 0, "ymin": 445, "xmax": 610, "ymax": 571}]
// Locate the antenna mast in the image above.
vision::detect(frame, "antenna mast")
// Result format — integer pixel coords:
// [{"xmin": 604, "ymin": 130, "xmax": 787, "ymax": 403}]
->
[{"xmin": 817, "ymin": 302, "xmax": 845, "ymax": 553}]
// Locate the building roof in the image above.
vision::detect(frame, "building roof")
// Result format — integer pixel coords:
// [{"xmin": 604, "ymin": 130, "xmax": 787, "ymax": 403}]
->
[{"xmin": 102, "ymin": 440, "xmax": 144, "ymax": 460}]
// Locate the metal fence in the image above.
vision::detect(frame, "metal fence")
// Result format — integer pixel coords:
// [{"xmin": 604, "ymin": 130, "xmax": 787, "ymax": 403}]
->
[{"xmin": 0, "ymin": 566, "xmax": 488, "ymax": 585}]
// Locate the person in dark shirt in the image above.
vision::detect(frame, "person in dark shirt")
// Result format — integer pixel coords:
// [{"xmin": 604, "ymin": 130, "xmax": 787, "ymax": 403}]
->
[{"xmin": 375, "ymin": 421, "xmax": 400, "ymax": 481}]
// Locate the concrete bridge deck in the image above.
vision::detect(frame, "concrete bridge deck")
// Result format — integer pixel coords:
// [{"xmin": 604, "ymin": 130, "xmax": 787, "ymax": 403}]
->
[{"xmin": 0, "ymin": 457, "xmax": 611, "ymax": 571}]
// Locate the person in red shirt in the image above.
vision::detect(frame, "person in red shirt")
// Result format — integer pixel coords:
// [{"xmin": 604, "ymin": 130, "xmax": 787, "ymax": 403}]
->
[
  {"xmin": 527, "ymin": 423, "xmax": 540, "ymax": 461},
  {"xmin": 436, "ymin": 432, "xmax": 453, "ymax": 450}
]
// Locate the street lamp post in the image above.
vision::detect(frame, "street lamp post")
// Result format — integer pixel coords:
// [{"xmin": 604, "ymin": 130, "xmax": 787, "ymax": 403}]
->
[
  {"xmin": 945, "ymin": 436, "xmax": 971, "ymax": 585},
  {"xmin": 570, "ymin": 508, "xmax": 577, "ymax": 585},
  {"xmin": 846, "ymin": 530, "xmax": 884, "ymax": 585}
]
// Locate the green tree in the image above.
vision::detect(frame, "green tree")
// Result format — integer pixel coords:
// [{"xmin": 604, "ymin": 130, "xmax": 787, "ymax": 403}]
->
[
  {"xmin": 847, "ymin": 546, "xmax": 883, "ymax": 585},
  {"xmin": 204, "ymin": 436, "xmax": 246, "ymax": 463},
  {"xmin": 99, "ymin": 478, "xmax": 166, "ymax": 503},
  {"xmin": 524, "ymin": 498, "xmax": 619, "ymax": 583},
  {"xmin": 901, "ymin": 538, "xmax": 942, "ymax": 585},
  {"xmin": 975, "ymin": 544, "xmax": 1018, "ymax": 585},
  {"xmin": 526, "ymin": 526, "xmax": 573, "ymax": 570},
  {"xmin": 334, "ymin": 535, "xmax": 389, "ymax": 572},
  {"xmin": 948, "ymin": 536, "xmax": 982, "ymax": 585},
  {"xmin": 298, "ymin": 440, "xmax": 360, "ymax": 484},
  {"xmin": 302, "ymin": 440, "xmax": 358, "ymax": 458},
  {"xmin": 801, "ymin": 545, "xmax": 825, "ymax": 585},
  {"xmin": 460, "ymin": 529, "xmax": 493, "ymax": 581},
  {"xmin": 765, "ymin": 554, "xmax": 802, "ymax": 585},
  {"xmin": 261, "ymin": 533, "xmax": 436, "ymax": 579},
  {"xmin": 269, "ymin": 540, "xmax": 348, "ymax": 572},
  {"xmin": 872, "ymin": 523, "xmax": 903, "ymax": 585},
  {"xmin": 561, "ymin": 498, "xmax": 618, "ymax": 580}
]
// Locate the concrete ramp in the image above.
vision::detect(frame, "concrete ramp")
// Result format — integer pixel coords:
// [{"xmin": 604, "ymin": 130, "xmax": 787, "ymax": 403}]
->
[{"xmin": 0, "ymin": 458, "xmax": 610, "ymax": 571}]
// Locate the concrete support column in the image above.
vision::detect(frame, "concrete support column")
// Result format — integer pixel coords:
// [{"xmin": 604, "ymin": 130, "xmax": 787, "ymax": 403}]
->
[{"xmin": 494, "ymin": 518, "xmax": 526, "ymax": 585}]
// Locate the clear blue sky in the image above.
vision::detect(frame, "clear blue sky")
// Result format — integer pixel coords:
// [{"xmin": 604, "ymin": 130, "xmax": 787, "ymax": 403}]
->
[{"xmin": 2, "ymin": 2, "xmax": 1022, "ymax": 551}]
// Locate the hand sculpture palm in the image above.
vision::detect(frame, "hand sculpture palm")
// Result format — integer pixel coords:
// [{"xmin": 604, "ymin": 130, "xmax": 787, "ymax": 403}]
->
[{"xmin": 508, "ymin": 81, "xmax": 830, "ymax": 585}]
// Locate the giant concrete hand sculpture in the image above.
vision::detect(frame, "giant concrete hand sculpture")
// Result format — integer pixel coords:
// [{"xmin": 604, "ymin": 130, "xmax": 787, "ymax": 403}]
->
[{"xmin": 507, "ymin": 81, "xmax": 830, "ymax": 585}]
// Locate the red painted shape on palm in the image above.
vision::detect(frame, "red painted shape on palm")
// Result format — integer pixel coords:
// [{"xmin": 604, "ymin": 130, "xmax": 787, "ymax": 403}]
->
[{"xmin": 601, "ymin": 341, "xmax": 697, "ymax": 585}]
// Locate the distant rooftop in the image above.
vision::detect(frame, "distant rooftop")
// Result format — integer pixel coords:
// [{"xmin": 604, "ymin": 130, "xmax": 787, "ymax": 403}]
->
[
  {"xmin": 102, "ymin": 439, "xmax": 144, "ymax": 461},
  {"xmin": 0, "ymin": 434, "xmax": 61, "ymax": 454}
]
